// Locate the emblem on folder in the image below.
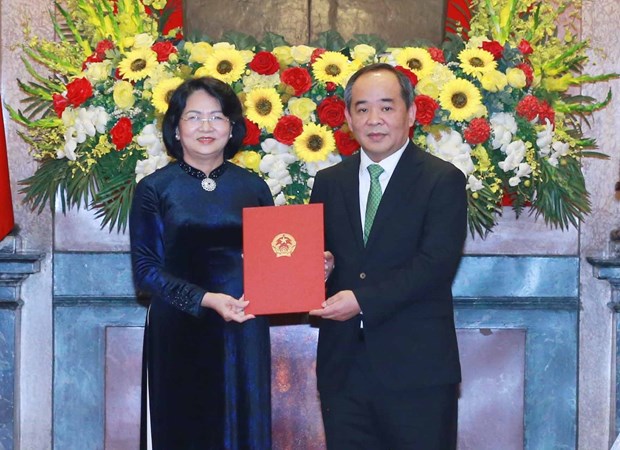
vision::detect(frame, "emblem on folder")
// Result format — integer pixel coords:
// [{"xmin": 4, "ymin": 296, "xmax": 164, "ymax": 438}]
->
[{"xmin": 271, "ymin": 233, "xmax": 297, "ymax": 257}]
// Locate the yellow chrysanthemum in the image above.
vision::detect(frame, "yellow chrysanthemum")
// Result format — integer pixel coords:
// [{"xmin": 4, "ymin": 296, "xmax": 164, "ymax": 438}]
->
[
  {"xmin": 244, "ymin": 88, "xmax": 283, "ymax": 132},
  {"xmin": 439, "ymin": 78, "xmax": 483, "ymax": 122},
  {"xmin": 118, "ymin": 48, "xmax": 158, "ymax": 82},
  {"xmin": 152, "ymin": 77, "xmax": 184, "ymax": 114},
  {"xmin": 394, "ymin": 47, "xmax": 435, "ymax": 79},
  {"xmin": 459, "ymin": 48, "xmax": 497, "ymax": 78},
  {"xmin": 312, "ymin": 51, "xmax": 352, "ymax": 86},
  {"xmin": 198, "ymin": 48, "xmax": 246, "ymax": 84},
  {"xmin": 293, "ymin": 123, "xmax": 336, "ymax": 162}
]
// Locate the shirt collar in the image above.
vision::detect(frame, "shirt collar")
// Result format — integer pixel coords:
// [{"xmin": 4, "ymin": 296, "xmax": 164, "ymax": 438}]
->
[{"xmin": 359, "ymin": 140, "xmax": 409, "ymax": 177}]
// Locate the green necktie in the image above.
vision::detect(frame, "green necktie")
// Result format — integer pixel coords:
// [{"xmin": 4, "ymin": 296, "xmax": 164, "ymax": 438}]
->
[{"xmin": 364, "ymin": 164, "xmax": 384, "ymax": 245}]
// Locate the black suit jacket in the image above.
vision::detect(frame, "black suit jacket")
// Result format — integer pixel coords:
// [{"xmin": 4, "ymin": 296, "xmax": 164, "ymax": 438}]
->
[{"xmin": 310, "ymin": 142, "xmax": 467, "ymax": 394}]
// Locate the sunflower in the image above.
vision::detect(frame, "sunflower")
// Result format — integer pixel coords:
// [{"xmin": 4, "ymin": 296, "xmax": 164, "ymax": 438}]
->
[
  {"xmin": 458, "ymin": 48, "xmax": 497, "ymax": 78},
  {"xmin": 439, "ymin": 78, "xmax": 483, "ymax": 122},
  {"xmin": 244, "ymin": 88, "xmax": 283, "ymax": 132},
  {"xmin": 118, "ymin": 48, "xmax": 159, "ymax": 82},
  {"xmin": 393, "ymin": 47, "xmax": 435, "ymax": 79},
  {"xmin": 152, "ymin": 77, "xmax": 184, "ymax": 114},
  {"xmin": 312, "ymin": 51, "xmax": 352, "ymax": 86},
  {"xmin": 196, "ymin": 47, "xmax": 245, "ymax": 84},
  {"xmin": 293, "ymin": 123, "xmax": 336, "ymax": 162}
]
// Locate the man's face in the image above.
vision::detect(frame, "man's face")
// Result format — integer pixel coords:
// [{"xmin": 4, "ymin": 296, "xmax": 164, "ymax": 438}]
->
[{"xmin": 345, "ymin": 70, "xmax": 416, "ymax": 162}]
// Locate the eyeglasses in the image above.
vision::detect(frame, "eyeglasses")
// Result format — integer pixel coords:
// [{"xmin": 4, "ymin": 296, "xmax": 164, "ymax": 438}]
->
[{"xmin": 180, "ymin": 113, "xmax": 232, "ymax": 127}]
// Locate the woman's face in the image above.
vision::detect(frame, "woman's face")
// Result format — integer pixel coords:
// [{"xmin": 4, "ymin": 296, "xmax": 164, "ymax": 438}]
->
[{"xmin": 177, "ymin": 89, "xmax": 233, "ymax": 168}]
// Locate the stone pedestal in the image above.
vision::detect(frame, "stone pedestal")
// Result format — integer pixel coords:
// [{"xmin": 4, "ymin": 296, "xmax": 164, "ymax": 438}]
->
[
  {"xmin": 0, "ymin": 234, "xmax": 42, "ymax": 449},
  {"xmin": 586, "ymin": 255, "xmax": 620, "ymax": 443}
]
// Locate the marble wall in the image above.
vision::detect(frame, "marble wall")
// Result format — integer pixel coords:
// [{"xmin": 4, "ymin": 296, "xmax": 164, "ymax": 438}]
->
[{"xmin": 1, "ymin": 0, "xmax": 619, "ymax": 449}]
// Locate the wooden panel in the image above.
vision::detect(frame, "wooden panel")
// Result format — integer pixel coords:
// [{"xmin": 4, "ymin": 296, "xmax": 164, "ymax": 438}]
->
[{"xmin": 182, "ymin": 0, "xmax": 446, "ymax": 45}]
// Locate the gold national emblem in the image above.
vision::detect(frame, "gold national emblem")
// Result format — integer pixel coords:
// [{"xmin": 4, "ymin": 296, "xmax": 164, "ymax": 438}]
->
[{"xmin": 271, "ymin": 233, "xmax": 297, "ymax": 257}]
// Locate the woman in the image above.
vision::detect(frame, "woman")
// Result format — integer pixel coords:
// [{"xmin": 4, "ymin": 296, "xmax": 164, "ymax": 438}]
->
[{"xmin": 130, "ymin": 77, "xmax": 273, "ymax": 449}]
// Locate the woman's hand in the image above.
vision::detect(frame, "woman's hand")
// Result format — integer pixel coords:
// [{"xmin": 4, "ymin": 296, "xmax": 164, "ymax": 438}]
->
[
  {"xmin": 201, "ymin": 293, "xmax": 255, "ymax": 323},
  {"xmin": 324, "ymin": 251, "xmax": 335, "ymax": 281}
]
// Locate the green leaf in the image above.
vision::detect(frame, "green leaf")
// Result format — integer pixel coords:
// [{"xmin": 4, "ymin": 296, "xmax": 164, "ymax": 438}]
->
[{"xmin": 312, "ymin": 31, "xmax": 346, "ymax": 51}]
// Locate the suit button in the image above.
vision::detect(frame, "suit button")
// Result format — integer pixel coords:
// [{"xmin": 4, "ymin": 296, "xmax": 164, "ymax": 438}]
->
[{"xmin": 359, "ymin": 272, "xmax": 366, "ymax": 279}]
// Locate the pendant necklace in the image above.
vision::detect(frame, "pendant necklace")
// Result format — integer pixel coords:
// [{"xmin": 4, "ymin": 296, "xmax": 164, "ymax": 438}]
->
[{"xmin": 179, "ymin": 160, "xmax": 228, "ymax": 192}]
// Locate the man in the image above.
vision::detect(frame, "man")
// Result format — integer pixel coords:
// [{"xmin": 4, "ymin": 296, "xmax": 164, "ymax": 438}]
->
[{"xmin": 309, "ymin": 63, "xmax": 467, "ymax": 449}]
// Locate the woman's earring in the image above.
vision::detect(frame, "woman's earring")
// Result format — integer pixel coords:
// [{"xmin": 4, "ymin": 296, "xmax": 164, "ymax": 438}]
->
[{"xmin": 175, "ymin": 128, "xmax": 180, "ymax": 140}]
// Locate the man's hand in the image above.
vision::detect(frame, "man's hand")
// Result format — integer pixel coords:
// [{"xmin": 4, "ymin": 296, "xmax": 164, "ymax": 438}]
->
[
  {"xmin": 324, "ymin": 251, "xmax": 335, "ymax": 281},
  {"xmin": 309, "ymin": 290, "xmax": 361, "ymax": 321}
]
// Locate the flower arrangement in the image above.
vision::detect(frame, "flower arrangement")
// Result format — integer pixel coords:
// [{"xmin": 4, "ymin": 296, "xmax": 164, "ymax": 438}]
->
[{"xmin": 8, "ymin": 0, "xmax": 617, "ymax": 236}]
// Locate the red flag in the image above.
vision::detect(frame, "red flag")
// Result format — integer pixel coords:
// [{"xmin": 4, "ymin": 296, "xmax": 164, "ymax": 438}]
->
[
  {"xmin": 0, "ymin": 97, "xmax": 15, "ymax": 240},
  {"xmin": 446, "ymin": 0, "xmax": 472, "ymax": 34}
]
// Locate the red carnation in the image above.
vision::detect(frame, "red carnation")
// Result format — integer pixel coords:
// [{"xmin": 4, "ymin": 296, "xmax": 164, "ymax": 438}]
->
[
  {"xmin": 463, "ymin": 118, "xmax": 491, "ymax": 144},
  {"xmin": 95, "ymin": 39, "xmax": 115, "ymax": 58},
  {"xmin": 151, "ymin": 41, "xmax": 177, "ymax": 62},
  {"xmin": 65, "ymin": 77, "xmax": 93, "ymax": 107},
  {"xmin": 317, "ymin": 96, "xmax": 346, "ymax": 128},
  {"xmin": 414, "ymin": 95, "xmax": 439, "ymax": 126},
  {"xmin": 516, "ymin": 62, "xmax": 534, "ymax": 87},
  {"xmin": 395, "ymin": 66, "xmax": 418, "ymax": 87},
  {"xmin": 518, "ymin": 39, "xmax": 534, "ymax": 55},
  {"xmin": 481, "ymin": 40, "xmax": 504, "ymax": 60},
  {"xmin": 516, "ymin": 95, "xmax": 540, "ymax": 121},
  {"xmin": 334, "ymin": 129, "xmax": 359, "ymax": 156},
  {"xmin": 427, "ymin": 47, "xmax": 445, "ymax": 63},
  {"xmin": 110, "ymin": 117, "xmax": 134, "ymax": 150},
  {"xmin": 537, "ymin": 100, "xmax": 555, "ymax": 126},
  {"xmin": 243, "ymin": 118, "xmax": 261, "ymax": 146},
  {"xmin": 310, "ymin": 48, "xmax": 327, "ymax": 64},
  {"xmin": 249, "ymin": 51, "xmax": 280, "ymax": 75},
  {"xmin": 52, "ymin": 93, "xmax": 69, "ymax": 117},
  {"xmin": 280, "ymin": 67, "xmax": 312, "ymax": 96},
  {"xmin": 273, "ymin": 115, "xmax": 304, "ymax": 145}
]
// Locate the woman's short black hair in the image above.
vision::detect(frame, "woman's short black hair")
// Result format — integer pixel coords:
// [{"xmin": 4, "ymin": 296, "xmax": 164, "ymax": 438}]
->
[{"xmin": 162, "ymin": 77, "xmax": 246, "ymax": 160}]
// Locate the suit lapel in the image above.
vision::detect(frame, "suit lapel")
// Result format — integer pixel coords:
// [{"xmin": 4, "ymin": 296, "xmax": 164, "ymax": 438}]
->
[
  {"xmin": 339, "ymin": 154, "xmax": 365, "ymax": 250},
  {"xmin": 364, "ymin": 143, "xmax": 423, "ymax": 249}
]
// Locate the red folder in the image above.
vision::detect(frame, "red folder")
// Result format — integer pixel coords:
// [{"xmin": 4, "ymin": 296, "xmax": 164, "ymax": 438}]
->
[{"xmin": 243, "ymin": 203, "xmax": 324, "ymax": 315}]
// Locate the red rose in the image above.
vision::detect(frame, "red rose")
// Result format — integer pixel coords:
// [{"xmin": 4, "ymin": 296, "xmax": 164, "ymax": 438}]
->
[
  {"xmin": 334, "ymin": 129, "xmax": 359, "ymax": 156},
  {"xmin": 52, "ymin": 93, "xmax": 69, "ymax": 117},
  {"xmin": 395, "ymin": 66, "xmax": 418, "ymax": 87},
  {"xmin": 317, "ymin": 96, "xmax": 346, "ymax": 128},
  {"xmin": 151, "ymin": 41, "xmax": 177, "ymax": 62},
  {"xmin": 249, "ymin": 51, "xmax": 280, "ymax": 75},
  {"xmin": 280, "ymin": 67, "xmax": 312, "ymax": 96},
  {"xmin": 95, "ymin": 39, "xmax": 114, "ymax": 58},
  {"xmin": 110, "ymin": 117, "xmax": 134, "ymax": 150},
  {"xmin": 517, "ymin": 62, "xmax": 534, "ymax": 86},
  {"xmin": 427, "ymin": 47, "xmax": 445, "ymax": 63},
  {"xmin": 516, "ymin": 95, "xmax": 540, "ymax": 121},
  {"xmin": 243, "ymin": 118, "xmax": 261, "ymax": 146},
  {"xmin": 414, "ymin": 95, "xmax": 439, "ymax": 126},
  {"xmin": 273, "ymin": 115, "xmax": 304, "ymax": 145},
  {"xmin": 463, "ymin": 118, "xmax": 491, "ymax": 144},
  {"xmin": 65, "ymin": 77, "xmax": 93, "ymax": 107},
  {"xmin": 518, "ymin": 39, "xmax": 533, "ymax": 55},
  {"xmin": 481, "ymin": 40, "xmax": 504, "ymax": 60},
  {"xmin": 310, "ymin": 48, "xmax": 327, "ymax": 64}
]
